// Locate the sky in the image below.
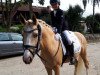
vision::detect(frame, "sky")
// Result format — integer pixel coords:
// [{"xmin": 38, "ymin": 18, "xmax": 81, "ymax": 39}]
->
[{"xmin": 3, "ymin": 0, "xmax": 100, "ymax": 17}]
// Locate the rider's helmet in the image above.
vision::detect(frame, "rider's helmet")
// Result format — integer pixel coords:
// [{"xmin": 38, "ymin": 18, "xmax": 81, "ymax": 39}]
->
[{"xmin": 50, "ymin": 0, "xmax": 60, "ymax": 5}]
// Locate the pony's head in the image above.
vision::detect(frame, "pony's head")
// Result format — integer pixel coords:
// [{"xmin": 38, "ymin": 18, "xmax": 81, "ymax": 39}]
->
[{"xmin": 21, "ymin": 14, "xmax": 41, "ymax": 64}]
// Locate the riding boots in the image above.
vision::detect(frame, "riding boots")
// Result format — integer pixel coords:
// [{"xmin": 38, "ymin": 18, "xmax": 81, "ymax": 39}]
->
[{"xmin": 68, "ymin": 43, "xmax": 77, "ymax": 65}]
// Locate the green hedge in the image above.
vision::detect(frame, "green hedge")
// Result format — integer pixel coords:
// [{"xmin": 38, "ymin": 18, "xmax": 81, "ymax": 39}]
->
[
  {"xmin": 0, "ymin": 24, "xmax": 23, "ymax": 33},
  {"xmin": 10, "ymin": 24, "xmax": 23, "ymax": 33},
  {"xmin": 0, "ymin": 26, "xmax": 7, "ymax": 32}
]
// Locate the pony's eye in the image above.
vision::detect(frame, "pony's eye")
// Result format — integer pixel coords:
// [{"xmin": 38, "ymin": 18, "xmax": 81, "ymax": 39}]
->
[{"xmin": 33, "ymin": 33, "xmax": 38, "ymax": 38}]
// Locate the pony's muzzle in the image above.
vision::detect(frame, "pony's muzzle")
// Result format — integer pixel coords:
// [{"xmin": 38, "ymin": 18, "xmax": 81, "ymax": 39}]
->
[{"xmin": 23, "ymin": 50, "xmax": 33, "ymax": 64}]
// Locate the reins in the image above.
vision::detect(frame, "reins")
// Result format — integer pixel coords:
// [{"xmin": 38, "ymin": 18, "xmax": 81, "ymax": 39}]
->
[
  {"xmin": 36, "ymin": 40, "xmax": 61, "ymax": 66},
  {"xmin": 35, "ymin": 24, "xmax": 61, "ymax": 65},
  {"xmin": 23, "ymin": 23, "xmax": 61, "ymax": 65}
]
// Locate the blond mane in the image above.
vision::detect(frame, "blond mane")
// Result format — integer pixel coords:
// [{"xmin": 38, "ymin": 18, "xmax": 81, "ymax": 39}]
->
[{"xmin": 37, "ymin": 19, "xmax": 52, "ymax": 29}]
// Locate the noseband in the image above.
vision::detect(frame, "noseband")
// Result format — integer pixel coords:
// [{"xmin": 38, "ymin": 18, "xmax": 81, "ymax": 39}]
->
[{"xmin": 23, "ymin": 24, "xmax": 42, "ymax": 56}]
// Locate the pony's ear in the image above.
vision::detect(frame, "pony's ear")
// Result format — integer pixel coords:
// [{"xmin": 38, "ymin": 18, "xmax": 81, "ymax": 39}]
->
[
  {"xmin": 19, "ymin": 14, "xmax": 27, "ymax": 25},
  {"xmin": 32, "ymin": 13, "xmax": 37, "ymax": 25}
]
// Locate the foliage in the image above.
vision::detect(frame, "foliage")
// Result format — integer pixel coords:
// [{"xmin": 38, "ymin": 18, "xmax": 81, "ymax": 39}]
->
[
  {"xmin": 0, "ymin": 26, "xmax": 7, "ymax": 32},
  {"xmin": 0, "ymin": 24, "xmax": 23, "ymax": 33},
  {"xmin": 39, "ymin": 14, "xmax": 51, "ymax": 25},
  {"xmin": 82, "ymin": 0, "xmax": 100, "ymax": 9},
  {"xmin": 64, "ymin": 5, "xmax": 84, "ymax": 32},
  {"xmin": 10, "ymin": 24, "xmax": 23, "ymax": 33},
  {"xmin": 0, "ymin": 0, "xmax": 45, "ymax": 31},
  {"xmin": 85, "ymin": 13, "xmax": 100, "ymax": 33},
  {"xmin": 38, "ymin": 0, "xmax": 45, "ymax": 5}
]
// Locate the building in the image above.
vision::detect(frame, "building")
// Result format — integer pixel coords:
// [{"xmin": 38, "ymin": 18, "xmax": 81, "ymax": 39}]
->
[{"xmin": 0, "ymin": 4, "xmax": 51, "ymax": 24}]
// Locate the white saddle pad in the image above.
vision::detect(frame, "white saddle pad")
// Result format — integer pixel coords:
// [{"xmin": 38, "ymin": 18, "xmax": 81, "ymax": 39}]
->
[
  {"xmin": 62, "ymin": 30, "xmax": 81, "ymax": 54},
  {"xmin": 55, "ymin": 31, "xmax": 81, "ymax": 54},
  {"xmin": 54, "ymin": 33, "xmax": 67, "ymax": 55}
]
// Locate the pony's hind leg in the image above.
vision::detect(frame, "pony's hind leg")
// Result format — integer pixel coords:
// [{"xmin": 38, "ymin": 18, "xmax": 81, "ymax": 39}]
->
[
  {"xmin": 74, "ymin": 56, "xmax": 84, "ymax": 75},
  {"xmin": 80, "ymin": 48, "xmax": 89, "ymax": 75},
  {"xmin": 74, "ymin": 52, "xmax": 89, "ymax": 75},
  {"xmin": 80, "ymin": 48, "xmax": 89, "ymax": 69},
  {"xmin": 45, "ymin": 67, "xmax": 52, "ymax": 75},
  {"xmin": 81, "ymin": 54, "xmax": 89, "ymax": 75}
]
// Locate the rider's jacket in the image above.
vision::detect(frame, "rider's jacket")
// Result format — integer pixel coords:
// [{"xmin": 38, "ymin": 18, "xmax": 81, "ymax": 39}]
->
[{"xmin": 50, "ymin": 8, "xmax": 69, "ymax": 33}]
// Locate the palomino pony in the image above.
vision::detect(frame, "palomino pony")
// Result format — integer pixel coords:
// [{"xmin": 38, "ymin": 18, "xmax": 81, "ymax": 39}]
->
[{"xmin": 22, "ymin": 15, "xmax": 89, "ymax": 75}]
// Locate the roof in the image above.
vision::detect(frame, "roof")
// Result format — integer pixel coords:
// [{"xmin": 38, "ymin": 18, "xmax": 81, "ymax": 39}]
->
[
  {"xmin": 0, "ymin": 4, "xmax": 51, "ymax": 14},
  {"xmin": 17, "ymin": 5, "xmax": 50, "ymax": 14}
]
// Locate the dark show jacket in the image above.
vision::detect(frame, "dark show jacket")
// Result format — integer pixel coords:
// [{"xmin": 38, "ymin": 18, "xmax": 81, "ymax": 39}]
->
[{"xmin": 50, "ymin": 8, "xmax": 69, "ymax": 33}]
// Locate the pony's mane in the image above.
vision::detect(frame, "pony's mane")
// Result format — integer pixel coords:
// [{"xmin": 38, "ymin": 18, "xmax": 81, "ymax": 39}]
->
[{"xmin": 37, "ymin": 19, "xmax": 52, "ymax": 29}]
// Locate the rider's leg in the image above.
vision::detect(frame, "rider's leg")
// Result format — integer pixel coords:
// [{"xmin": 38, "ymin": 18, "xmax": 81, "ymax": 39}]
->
[{"xmin": 62, "ymin": 30, "xmax": 76, "ymax": 65}]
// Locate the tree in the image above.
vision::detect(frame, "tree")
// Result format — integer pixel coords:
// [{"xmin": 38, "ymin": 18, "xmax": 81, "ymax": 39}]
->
[
  {"xmin": 65, "ymin": 5, "xmax": 84, "ymax": 32},
  {"xmin": 82, "ymin": 0, "xmax": 100, "ymax": 19},
  {"xmin": 0, "ymin": 0, "xmax": 45, "ymax": 31},
  {"xmin": 0, "ymin": 0, "xmax": 12, "ymax": 30},
  {"xmin": 85, "ymin": 13, "xmax": 100, "ymax": 33},
  {"xmin": 82, "ymin": 0, "xmax": 100, "ymax": 34},
  {"xmin": 82, "ymin": 0, "xmax": 100, "ymax": 9},
  {"xmin": 0, "ymin": 0, "xmax": 4, "ymax": 25}
]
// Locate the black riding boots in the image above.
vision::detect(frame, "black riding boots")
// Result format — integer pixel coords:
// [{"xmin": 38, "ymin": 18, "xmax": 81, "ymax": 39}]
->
[{"xmin": 68, "ymin": 43, "xmax": 77, "ymax": 65}]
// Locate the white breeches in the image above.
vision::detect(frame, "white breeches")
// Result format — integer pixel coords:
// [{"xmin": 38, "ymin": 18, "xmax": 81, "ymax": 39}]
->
[{"xmin": 62, "ymin": 30, "xmax": 81, "ymax": 53}]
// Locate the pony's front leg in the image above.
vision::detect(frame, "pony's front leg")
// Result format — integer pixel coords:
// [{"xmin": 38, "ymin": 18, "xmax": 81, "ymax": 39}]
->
[
  {"xmin": 53, "ymin": 65, "xmax": 60, "ymax": 75},
  {"xmin": 45, "ymin": 67, "xmax": 52, "ymax": 75}
]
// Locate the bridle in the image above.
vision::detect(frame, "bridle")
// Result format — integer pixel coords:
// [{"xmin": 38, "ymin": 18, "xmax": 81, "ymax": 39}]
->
[
  {"xmin": 23, "ymin": 24, "xmax": 52, "ymax": 63},
  {"xmin": 23, "ymin": 24, "xmax": 61, "ymax": 64},
  {"xmin": 23, "ymin": 24, "xmax": 42, "ymax": 56}
]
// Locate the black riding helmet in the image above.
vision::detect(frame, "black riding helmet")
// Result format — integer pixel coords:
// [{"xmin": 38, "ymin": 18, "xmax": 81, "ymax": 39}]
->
[{"xmin": 50, "ymin": 0, "xmax": 60, "ymax": 5}]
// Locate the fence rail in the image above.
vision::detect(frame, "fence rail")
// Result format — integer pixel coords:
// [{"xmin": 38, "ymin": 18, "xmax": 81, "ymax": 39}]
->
[{"xmin": 85, "ymin": 34, "xmax": 100, "ymax": 42}]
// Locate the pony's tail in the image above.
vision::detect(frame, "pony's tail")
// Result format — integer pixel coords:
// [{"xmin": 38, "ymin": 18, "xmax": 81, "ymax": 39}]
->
[{"xmin": 74, "ymin": 56, "xmax": 88, "ymax": 75}]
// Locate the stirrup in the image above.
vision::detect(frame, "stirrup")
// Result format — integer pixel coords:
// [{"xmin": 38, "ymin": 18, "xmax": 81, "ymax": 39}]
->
[{"xmin": 69, "ymin": 58, "xmax": 77, "ymax": 65}]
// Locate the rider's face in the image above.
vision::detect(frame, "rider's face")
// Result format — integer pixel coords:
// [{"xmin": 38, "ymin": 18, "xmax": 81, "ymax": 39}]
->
[{"xmin": 51, "ymin": 3, "xmax": 59, "ymax": 10}]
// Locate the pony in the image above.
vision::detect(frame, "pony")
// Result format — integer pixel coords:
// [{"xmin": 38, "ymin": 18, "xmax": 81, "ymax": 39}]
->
[{"xmin": 22, "ymin": 15, "xmax": 89, "ymax": 75}]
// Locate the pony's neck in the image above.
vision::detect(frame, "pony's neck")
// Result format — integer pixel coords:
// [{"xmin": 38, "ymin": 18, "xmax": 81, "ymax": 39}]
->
[
  {"xmin": 37, "ymin": 19, "xmax": 55, "ymax": 42},
  {"xmin": 37, "ymin": 19, "xmax": 59, "ymax": 53},
  {"xmin": 41, "ymin": 24, "xmax": 55, "ymax": 49},
  {"xmin": 40, "ymin": 24, "xmax": 59, "ymax": 56}
]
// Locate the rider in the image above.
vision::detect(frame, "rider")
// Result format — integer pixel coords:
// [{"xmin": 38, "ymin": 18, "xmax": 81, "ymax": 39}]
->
[{"xmin": 50, "ymin": 0, "xmax": 76, "ymax": 65}]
